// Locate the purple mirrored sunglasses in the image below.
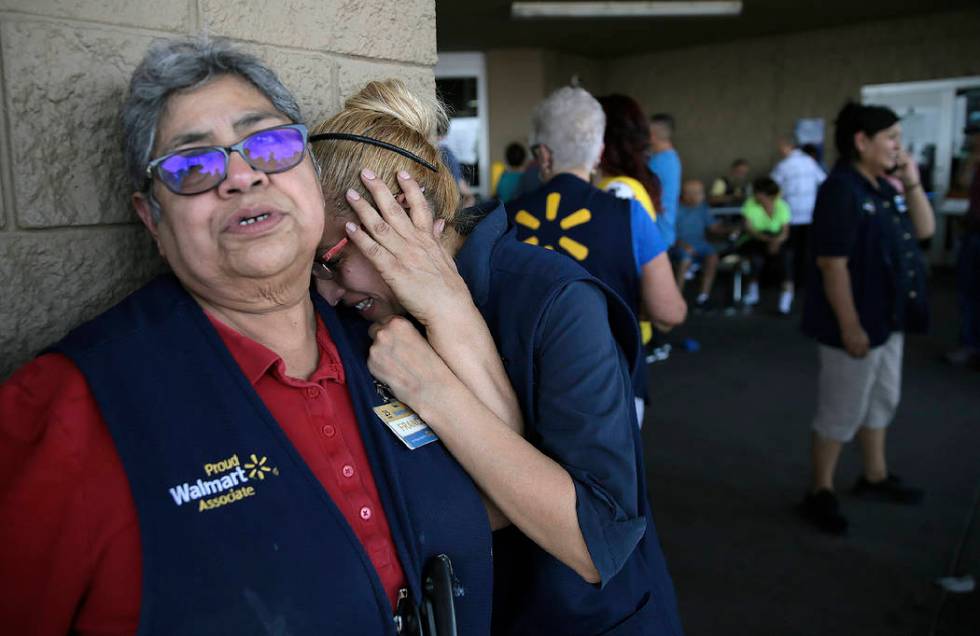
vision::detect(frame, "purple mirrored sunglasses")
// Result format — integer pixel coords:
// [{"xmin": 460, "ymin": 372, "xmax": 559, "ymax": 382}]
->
[{"xmin": 144, "ymin": 124, "xmax": 309, "ymax": 195}]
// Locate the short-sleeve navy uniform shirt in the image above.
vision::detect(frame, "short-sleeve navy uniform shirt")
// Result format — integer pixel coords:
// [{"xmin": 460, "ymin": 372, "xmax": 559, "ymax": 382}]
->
[{"xmin": 802, "ymin": 163, "xmax": 928, "ymax": 349}]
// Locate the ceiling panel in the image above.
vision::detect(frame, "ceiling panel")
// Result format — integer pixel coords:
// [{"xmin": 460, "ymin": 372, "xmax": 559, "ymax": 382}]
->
[{"xmin": 436, "ymin": 0, "xmax": 975, "ymax": 58}]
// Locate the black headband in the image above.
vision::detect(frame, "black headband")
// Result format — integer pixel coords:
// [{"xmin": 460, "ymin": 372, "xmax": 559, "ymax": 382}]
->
[{"xmin": 309, "ymin": 132, "xmax": 439, "ymax": 172}]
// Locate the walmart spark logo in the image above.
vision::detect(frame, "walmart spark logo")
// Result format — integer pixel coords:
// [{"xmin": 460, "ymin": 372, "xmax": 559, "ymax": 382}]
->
[
  {"xmin": 244, "ymin": 454, "xmax": 277, "ymax": 480},
  {"xmin": 166, "ymin": 452, "xmax": 281, "ymax": 512},
  {"xmin": 514, "ymin": 192, "xmax": 592, "ymax": 261}
]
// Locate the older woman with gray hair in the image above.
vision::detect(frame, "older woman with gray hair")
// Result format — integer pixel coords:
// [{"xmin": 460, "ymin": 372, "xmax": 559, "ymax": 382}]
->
[
  {"xmin": 506, "ymin": 87, "xmax": 686, "ymax": 426},
  {"xmin": 0, "ymin": 37, "xmax": 494, "ymax": 634}
]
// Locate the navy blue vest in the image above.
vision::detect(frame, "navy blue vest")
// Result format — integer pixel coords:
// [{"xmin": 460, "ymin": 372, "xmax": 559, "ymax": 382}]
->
[
  {"xmin": 459, "ymin": 207, "xmax": 683, "ymax": 635},
  {"xmin": 506, "ymin": 174, "xmax": 648, "ymax": 401},
  {"xmin": 52, "ymin": 274, "xmax": 492, "ymax": 636}
]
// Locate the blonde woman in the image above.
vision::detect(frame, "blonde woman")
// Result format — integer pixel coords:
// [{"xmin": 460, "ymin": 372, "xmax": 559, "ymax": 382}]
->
[{"xmin": 310, "ymin": 80, "xmax": 683, "ymax": 635}]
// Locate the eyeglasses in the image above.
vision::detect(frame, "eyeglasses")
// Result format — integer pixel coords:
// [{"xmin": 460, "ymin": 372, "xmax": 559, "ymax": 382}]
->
[
  {"xmin": 145, "ymin": 124, "xmax": 309, "ymax": 195},
  {"xmin": 312, "ymin": 236, "xmax": 348, "ymax": 281}
]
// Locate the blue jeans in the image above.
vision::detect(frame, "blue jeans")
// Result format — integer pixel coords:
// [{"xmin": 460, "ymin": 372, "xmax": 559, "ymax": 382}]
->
[{"xmin": 957, "ymin": 232, "xmax": 980, "ymax": 348}]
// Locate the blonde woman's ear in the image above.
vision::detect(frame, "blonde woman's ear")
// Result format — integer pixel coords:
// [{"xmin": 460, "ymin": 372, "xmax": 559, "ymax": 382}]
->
[{"xmin": 434, "ymin": 218, "xmax": 446, "ymax": 237}]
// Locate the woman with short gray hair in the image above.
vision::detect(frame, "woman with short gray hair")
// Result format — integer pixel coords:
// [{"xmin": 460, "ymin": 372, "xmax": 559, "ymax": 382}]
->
[
  {"xmin": 507, "ymin": 86, "xmax": 686, "ymax": 425},
  {"xmin": 530, "ymin": 86, "xmax": 606, "ymax": 174},
  {"xmin": 0, "ymin": 36, "xmax": 493, "ymax": 634}
]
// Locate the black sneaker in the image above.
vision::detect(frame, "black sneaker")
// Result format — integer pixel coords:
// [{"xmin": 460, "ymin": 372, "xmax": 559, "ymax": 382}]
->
[
  {"xmin": 694, "ymin": 297, "xmax": 714, "ymax": 313},
  {"xmin": 796, "ymin": 489, "xmax": 848, "ymax": 535},
  {"xmin": 851, "ymin": 474, "xmax": 924, "ymax": 505}
]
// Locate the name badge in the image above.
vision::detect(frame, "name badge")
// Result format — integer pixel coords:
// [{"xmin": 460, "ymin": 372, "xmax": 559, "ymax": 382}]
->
[
  {"xmin": 373, "ymin": 400, "xmax": 439, "ymax": 450},
  {"xmin": 894, "ymin": 194, "xmax": 908, "ymax": 214}
]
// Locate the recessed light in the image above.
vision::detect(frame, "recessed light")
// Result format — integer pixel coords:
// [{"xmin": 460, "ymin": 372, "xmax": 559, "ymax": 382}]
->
[{"xmin": 511, "ymin": 1, "xmax": 743, "ymax": 19}]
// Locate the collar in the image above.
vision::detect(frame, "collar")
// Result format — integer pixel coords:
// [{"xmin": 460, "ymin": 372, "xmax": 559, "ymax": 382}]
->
[
  {"xmin": 206, "ymin": 311, "xmax": 345, "ymax": 386},
  {"xmin": 549, "ymin": 172, "xmax": 592, "ymax": 191},
  {"xmin": 454, "ymin": 200, "xmax": 509, "ymax": 309},
  {"xmin": 834, "ymin": 162, "xmax": 895, "ymax": 199}
]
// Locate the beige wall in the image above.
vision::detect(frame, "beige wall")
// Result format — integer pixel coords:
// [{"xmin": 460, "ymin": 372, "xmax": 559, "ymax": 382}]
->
[
  {"xmin": 482, "ymin": 9, "xmax": 980, "ymax": 186},
  {"xmin": 604, "ymin": 8, "xmax": 980, "ymax": 184},
  {"xmin": 486, "ymin": 48, "xmax": 603, "ymax": 166},
  {"xmin": 487, "ymin": 49, "xmax": 545, "ymax": 165},
  {"xmin": 0, "ymin": 1, "xmax": 437, "ymax": 380}
]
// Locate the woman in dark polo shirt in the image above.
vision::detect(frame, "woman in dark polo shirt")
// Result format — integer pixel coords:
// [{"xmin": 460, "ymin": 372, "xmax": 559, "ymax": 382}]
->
[{"xmin": 798, "ymin": 102, "xmax": 935, "ymax": 535}]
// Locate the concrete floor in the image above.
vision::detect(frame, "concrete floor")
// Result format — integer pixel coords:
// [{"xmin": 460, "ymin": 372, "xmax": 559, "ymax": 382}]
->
[{"xmin": 642, "ymin": 271, "xmax": 979, "ymax": 636}]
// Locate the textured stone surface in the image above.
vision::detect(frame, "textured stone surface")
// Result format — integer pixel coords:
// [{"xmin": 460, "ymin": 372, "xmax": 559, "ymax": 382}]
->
[
  {"xmin": 603, "ymin": 8, "xmax": 980, "ymax": 184},
  {"xmin": 0, "ymin": 1, "xmax": 441, "ymax": 378},
  {"xmin": 246, "ymin": 44, "xmax": 339, "ymax": 126},
  {"xmin": 0, "ymin": 227, "xmax": 165, "ymax": 380},
  {"xmin": 337, "ymin": 58, "xmax": 435, "ymax": 115},
  {"xmin": 0, "ymin": 174, "xmax": 6, "ymax": 229},
  {"xmin": 0, "ymin": 0, "xmax": 190, "ymax": 32},
  {"xmin": 201, "ymin": 0, "xmax": 437, "ymax": 65},
  {"xmin": 3, "ymin": 21, "xmax": 153, "ymax": 227},
  {"xmin": 0, "ymin": 32, "xmax": 6, "ymax": 230}
]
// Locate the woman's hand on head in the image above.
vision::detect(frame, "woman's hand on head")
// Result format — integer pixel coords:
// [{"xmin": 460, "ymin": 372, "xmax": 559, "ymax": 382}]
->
[
  {"xmin": 343, "ymin": 169, "xmax": 472, "ymax": 327},
  {"xmin": 367, "ymin": 316, "xmax": 452, "ymax": 412}
]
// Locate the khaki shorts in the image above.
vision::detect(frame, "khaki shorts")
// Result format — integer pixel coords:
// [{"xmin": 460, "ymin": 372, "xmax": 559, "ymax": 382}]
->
[{"xmin": 812, "ymin": 333, "xmax": 903, "ymax": 442}]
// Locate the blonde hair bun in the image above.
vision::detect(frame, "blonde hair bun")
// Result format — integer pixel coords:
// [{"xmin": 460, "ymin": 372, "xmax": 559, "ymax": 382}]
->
[
  {"xmin": 343, "ymin": 79, "xmax": 449, "ymax": 143},
  {"xmin": 311, "ymin": 79, "xmax": 460, "ymax": 223}
]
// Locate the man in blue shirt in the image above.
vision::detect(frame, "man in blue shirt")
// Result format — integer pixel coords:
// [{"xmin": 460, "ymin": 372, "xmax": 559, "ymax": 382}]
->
[
  {"xmin": 648, "ymin": 113, "xmax": 682, "ymax": 246},
  {"xmin": 671, "ymin": 179, "xmax": 728, "ymax": 310}
]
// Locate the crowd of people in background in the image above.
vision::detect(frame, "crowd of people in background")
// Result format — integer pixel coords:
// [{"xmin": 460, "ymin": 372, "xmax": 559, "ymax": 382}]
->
[
  {"xmin": 489, "ymin": 93, "xmax": 828, "ymax": 319},
  {"xmin": 483, "ymin": 85, "xmax": 967, "ymax": 540},
  {"xmin": 1, "ymin": 32, "xmax": 974, "ymax": 634}
]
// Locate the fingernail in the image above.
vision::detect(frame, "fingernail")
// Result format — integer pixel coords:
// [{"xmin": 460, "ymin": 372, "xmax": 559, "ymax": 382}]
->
[
  {"xmin": 345, "ymin": 222, "xmax": 358, "ymax": 234},
  {"xmin": 398, "ymin": 170, "xmax": 410, "ymax": 180},
  {"xmin": 362, "ymin": 169, "xmax": 376, "ymax": 180},
  {"xmin": 347, "ymin": 189, "xmax": 360, "ymax": 201}
]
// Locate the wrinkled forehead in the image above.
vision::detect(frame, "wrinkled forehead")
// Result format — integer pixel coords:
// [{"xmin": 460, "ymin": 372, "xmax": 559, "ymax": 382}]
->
[{"xmin": 156, "ymin": 74, "xmax": 285, "ymax": 152}]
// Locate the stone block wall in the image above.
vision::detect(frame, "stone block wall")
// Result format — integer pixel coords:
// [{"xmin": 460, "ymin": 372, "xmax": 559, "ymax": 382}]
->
[{"xmin": 0, "ymin": 0, "xmax": 436, "ymax": 379}]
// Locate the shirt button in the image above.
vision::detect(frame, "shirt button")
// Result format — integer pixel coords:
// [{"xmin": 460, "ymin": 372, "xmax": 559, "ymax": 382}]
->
[
  {"xmin": 909, "ymin": 291, "xmax": 917, "ymax": 299},
  {"xmin": 359, "ymin": 506, "xmax": 372, "ymax": 520},
  {"xmin": 342, "ymin": 464, "xmax": 355, "ymax": 478},
  {"xmin": 903, "ymin": 233, "xmax": 911, "ymax": 240},
  {"xmin": 305, "ymin": 386, "xmax": 321, "ymax": 399},
  {"xmin": 883, "ymin": 201, "xmax": 891, "ymax": 208},
  {"xmin": 321, "ymin": 424, "xmax": 336, "ymax": 437},
  {"xmin": 908, "ymin": 270, "xmax": 915, "ymax": 277}
]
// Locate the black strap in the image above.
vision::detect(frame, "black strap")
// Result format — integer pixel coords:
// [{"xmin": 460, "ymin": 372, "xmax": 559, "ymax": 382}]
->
[{"xmin": 310, "ymin": 132, "xmax": 439, "ymax": 172}]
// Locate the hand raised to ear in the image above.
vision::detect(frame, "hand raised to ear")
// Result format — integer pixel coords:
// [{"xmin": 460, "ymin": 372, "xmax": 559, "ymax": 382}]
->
[{"xmin": 343, "ymin": 169, "xmax": 472, "ymax": 327}]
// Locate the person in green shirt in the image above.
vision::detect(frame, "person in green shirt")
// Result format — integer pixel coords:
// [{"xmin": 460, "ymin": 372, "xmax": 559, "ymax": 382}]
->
[{"xmin": 740, "ymin": 176, "xmax": 794, "ymax": 314}]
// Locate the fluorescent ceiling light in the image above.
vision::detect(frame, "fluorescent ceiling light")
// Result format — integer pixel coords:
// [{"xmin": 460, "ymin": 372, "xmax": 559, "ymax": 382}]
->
[{"xmin": 511, "ymin": 1, "xmax": 743, "ymax": 19}]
